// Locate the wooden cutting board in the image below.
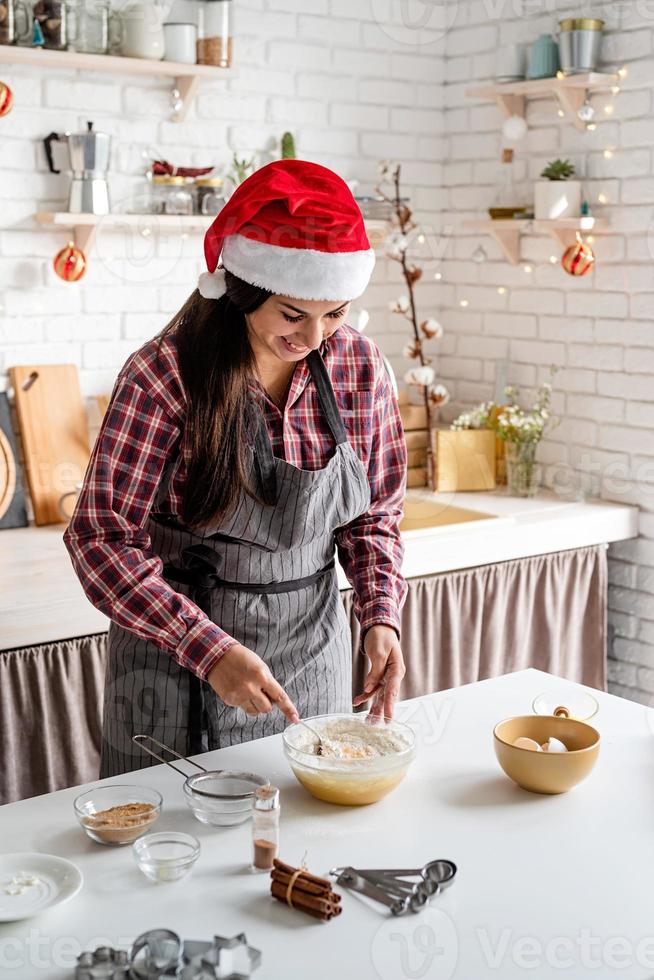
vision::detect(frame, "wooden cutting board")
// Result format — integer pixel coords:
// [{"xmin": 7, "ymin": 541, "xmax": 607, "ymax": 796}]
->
[{"xmin": 9, "ymin": 364, "xmax": 90, "ymax": 525}]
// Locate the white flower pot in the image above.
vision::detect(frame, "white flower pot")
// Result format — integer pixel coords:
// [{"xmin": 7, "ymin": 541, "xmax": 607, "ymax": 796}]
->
[{"xmin": 534, "ymin": 180, "xmax": 582, "ymax": 220}]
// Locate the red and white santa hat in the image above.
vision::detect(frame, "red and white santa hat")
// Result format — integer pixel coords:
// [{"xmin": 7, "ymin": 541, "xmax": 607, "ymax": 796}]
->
[{"xmin": 198, "ymin": 158, "xmax": 376, "ymax": 302}]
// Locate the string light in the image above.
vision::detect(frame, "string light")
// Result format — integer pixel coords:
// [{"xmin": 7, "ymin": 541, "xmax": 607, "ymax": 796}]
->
[
  {"xmin": 497, "ymin": 286, "xmax": 507, "ymax": 295},
  {"xmin": 557, "ymin": 109, "xmax": 565, "ymax": 117},
  {"xmin": 556, "ymin": 70, "xmax": 564, "ymax": 79},
  {"xmin": 603, "ymin": 149, "xmax": 613, "ymax": 159},
  {"xmin": 141, "ymin": 227, "xmax": 152, "ymax": 237},
  {"xmin": 460, "ymin": 299, "xmax": 469, "ymax": 307},
  {"xmin": 549, "ymin": 255, "xmax": 557, "ymax": 264},
  {"xmin": 523, "ymin": 264, "xmax": 533, "ymax": 274},
  {"xmin": 434, "ymin": 271, "xmax": 442, "ymax": 280},
  {"xmin": 611, "ymin": 86, "xmax": 620, "ymax": 95},
  {"xmin": 604, "ymin": 104, "xmax": 614, "ymax": 115},
  {"xmin": 618, "ymin": 67, "xmax": 627, "ymax": 79},
  {"xmin": 586, "ymin": 235, "xmax": 595, "ymax": 244},
  {"xmin": 417, "ymin": 233, "xmax": 425, "ymax": 243},
  {"xmin": 598, "ymin": 192, "xmax": 608, "ymax": 204},
  {"xmin": 586, "ymin": 123, "xmax": 597, "ymax": 131}
]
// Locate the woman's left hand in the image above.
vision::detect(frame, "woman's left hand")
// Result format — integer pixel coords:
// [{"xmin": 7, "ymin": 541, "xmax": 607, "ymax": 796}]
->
[{"xmin": 352, "ymin": 625, "xmax": 406, "ymax": 721}]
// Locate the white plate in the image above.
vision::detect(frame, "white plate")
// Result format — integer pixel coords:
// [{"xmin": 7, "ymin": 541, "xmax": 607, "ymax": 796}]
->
[{"xmin": 0, "ymin": 853, "xmax": 83, "ymax": 922}]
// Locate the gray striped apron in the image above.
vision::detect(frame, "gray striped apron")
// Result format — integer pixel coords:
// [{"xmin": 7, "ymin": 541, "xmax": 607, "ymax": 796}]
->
[{"xmin": 99, "ymin": 349, "xmax": 371, "ymax": 777}]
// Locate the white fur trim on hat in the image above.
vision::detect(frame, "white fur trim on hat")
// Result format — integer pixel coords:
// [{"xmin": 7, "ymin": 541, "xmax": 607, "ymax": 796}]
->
[
  {"xmin": 198, "ymin": 267, "xmax": 227, "ymax": 299},
  {"xmin": 219, "ymin": 233, "xmax": 375, "ymax": 301}
]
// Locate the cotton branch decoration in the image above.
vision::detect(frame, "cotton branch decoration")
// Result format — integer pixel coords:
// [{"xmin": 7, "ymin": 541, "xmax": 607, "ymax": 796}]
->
[{"xmin": 375, "ymin": 160, "xmax": 449, "ymax": 485}]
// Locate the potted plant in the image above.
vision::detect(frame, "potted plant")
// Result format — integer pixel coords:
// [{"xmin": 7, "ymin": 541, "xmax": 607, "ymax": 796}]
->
[{"xmin": 534, "ymin": 158, "xmax": 581, "ymax": 220}]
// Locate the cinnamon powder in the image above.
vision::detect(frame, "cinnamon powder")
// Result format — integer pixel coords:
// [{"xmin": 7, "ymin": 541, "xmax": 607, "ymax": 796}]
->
[
  {"xmin": 83, "ymin": 802, "xmax": 158, "ymax": 844},
  {"xmin": 253, "ymin": 838, "xmax": 277, "ymax": 871}
]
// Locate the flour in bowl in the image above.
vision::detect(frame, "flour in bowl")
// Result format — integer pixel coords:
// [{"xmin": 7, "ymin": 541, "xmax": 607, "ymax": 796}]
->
[{"xmin": 297, "ymin": 718, "xmax": 410, "ymax": 759}]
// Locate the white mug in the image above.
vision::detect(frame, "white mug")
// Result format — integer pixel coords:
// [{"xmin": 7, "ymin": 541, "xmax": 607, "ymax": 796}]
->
[
  {"xmin": 496, "ymin": 42, "xmax": 526, "ymax": 80},
  {"xmin": 58, "ymin": 482, "xmax": 83, "ymax": 522},
  {"xmin": 163, "ymin": 21, "xmax": 196, "ymax": 63}
]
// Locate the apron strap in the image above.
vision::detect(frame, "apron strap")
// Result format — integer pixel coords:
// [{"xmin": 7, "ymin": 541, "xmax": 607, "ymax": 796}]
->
[{"xmin": 307, "ymin": 349, "xmax": 348, "ymax": 445}]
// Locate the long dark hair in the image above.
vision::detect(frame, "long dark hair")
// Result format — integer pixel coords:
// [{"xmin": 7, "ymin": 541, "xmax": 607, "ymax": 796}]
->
[{"xmin": 157, "ymin": 270, "xmax": 273, "ymax": 530}]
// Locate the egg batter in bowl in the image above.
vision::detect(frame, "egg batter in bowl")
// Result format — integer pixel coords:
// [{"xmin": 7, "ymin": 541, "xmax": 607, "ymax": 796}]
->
[{"xmin": 282, "ymin": 713, "xmax": 416, "ymax": 805}]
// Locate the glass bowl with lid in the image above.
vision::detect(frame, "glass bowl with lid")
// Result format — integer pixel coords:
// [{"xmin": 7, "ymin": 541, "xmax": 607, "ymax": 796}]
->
[{"xmin": 282, "ymin": 712, "xmax": 416, "ymax": 806}]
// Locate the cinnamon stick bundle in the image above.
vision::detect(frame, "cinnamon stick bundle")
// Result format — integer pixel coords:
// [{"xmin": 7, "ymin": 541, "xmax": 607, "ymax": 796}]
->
[{"xmin": 270, "ymin": 859, "xmax": 342, "ymax": 921}]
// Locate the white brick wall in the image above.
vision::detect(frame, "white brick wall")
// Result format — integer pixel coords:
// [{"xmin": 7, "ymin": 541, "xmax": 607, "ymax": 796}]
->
[
  {"xmin": 0, "ymin": 0, "xmax": 442, "ymax": 400},
  {"xmin": 1, "ymin": 1, "xmax": 652, "ymax": 703},
  {"xmin": 441, "ymin": 0, "xmax": 654, "ymax": 702}
]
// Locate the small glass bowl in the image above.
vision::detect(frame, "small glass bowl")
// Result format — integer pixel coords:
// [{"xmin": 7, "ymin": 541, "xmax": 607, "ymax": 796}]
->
[
  {"xmin": 133, "ymin": 831, "xmax": 200, "ymax": 883},
  {"xmin": 532, "ymin": 688, "xmax": 599, "ymax": 722},
  {"xmin": 182, "ymin": 771, "xmax": 268, "ymax": 827},
  {"xmin": 74, "ymin": 785, "xmax": 162, "ymax": 846}
]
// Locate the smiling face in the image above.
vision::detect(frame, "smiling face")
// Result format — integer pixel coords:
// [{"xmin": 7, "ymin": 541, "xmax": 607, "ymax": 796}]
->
[{"xmin": 246, "ymin": 294, "xmax": 351, "ymax": 365}]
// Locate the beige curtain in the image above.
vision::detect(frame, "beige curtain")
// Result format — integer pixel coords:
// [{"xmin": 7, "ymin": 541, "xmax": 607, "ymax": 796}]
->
[
  {"xmin": 0, "ymin": 545, "xmax": 606, "ymax": 803},
  {"xmin": 0, "ymin": 633, "xmax": 106, "ymax": 803},
  {"xmin": 345, "ymin": 544, "xmax": 607, "ymax": 700}
]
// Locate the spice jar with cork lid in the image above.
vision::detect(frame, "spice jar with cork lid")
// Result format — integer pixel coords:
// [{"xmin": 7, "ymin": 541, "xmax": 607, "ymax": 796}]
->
[{"xmin": 251, "ymin": 784, "xmax": 280, "ymax": 873}]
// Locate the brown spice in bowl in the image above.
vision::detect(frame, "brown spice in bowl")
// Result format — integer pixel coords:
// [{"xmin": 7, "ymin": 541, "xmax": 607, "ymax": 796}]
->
[{"xmin": 82, "ymin": 802, "xmax": 158, "ymax": 844}]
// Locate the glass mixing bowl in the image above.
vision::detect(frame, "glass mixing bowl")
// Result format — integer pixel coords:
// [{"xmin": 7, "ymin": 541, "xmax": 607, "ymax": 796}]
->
[{"xmin": 282, "ymin": 712, "xmax": 416, "ymax": 806}]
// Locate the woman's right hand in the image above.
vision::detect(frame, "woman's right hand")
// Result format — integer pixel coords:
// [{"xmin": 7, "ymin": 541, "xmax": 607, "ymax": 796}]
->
[{"xmin": 206, "ymin": 642, "xmax": 300, "ymax": 724}]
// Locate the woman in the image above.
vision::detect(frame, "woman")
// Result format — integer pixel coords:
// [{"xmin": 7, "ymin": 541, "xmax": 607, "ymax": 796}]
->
[{"xmin": 64, "ymin": 159, "xmax": 408, "ymax": 777}]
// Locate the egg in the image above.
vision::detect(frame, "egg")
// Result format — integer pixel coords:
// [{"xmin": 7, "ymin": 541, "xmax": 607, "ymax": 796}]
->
[
  {"xmin": 541, "ymin": 737, "xmax": 568, "ymax": 753},
  {"xmin": 512, "ymin": 737, "xmax": 542, "ymax": 752}
]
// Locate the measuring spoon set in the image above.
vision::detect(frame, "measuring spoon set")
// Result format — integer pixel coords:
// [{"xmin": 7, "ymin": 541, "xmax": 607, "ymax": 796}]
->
[{"xmin": 329, "ymin": 859, "xmax": 457, "ymax": 916}]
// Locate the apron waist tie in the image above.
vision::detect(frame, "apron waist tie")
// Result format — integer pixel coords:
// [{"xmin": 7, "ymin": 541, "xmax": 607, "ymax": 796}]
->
[{"xmin": 163, "ymin": 557, "xmax": 336, "ymax": 594}]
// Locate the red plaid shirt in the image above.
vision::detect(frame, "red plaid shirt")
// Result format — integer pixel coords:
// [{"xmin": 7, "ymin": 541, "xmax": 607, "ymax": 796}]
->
[{"xmin": 63, "ymin": 322, "xmax": 408, "ymax": 680}]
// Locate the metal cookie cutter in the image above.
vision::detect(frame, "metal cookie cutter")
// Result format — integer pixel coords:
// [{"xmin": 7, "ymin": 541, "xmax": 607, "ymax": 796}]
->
[{"xmin": 74, "ymin": 930, "xmax": 262, "ymax": 980}]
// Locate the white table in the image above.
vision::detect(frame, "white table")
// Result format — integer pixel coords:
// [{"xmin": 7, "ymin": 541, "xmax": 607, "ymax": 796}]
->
[{"xmin": 2, "ymin": 668, "xmax": 653, "ymax": 980}]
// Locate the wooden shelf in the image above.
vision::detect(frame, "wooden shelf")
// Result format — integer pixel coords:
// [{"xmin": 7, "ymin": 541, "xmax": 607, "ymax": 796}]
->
[
  {"xmin": 463, "ymin": 216, "xmax": 607, "ymax": 265},
  {"xmin": 0, "ymin": 45, "xmax": 236, "ymax": 122},
  {"xmin": 465, "ymin": 72, "xmax": 618, "ymax": 131},
  {"xmin": 35, "ymin": 211, "xmax": 390, "ymax": 255}
]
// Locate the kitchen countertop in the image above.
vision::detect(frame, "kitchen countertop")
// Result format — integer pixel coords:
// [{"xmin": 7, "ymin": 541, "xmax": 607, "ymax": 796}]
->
[
  {"xmin": 0, "ymin": 490, "xmax": 638, "ymax": 650},
  {"xmin": 1, "ymin": 667, "xmax": 653, "ymax": 980}
]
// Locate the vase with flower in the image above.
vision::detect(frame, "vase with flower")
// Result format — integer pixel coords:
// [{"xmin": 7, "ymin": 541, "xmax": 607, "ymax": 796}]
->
[
  {"xmin": 494, "ymin": 375, "xmax": 558, "ymax": 497},
  {"xmin": 451, "ymin": 371, "xmax": 558, "ymax": 498}
]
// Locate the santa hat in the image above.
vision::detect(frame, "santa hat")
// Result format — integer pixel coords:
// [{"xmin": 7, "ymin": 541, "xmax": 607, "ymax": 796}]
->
[{"xmin": 198, "ymin": 159, "xmax": 376, "ymax": 302}]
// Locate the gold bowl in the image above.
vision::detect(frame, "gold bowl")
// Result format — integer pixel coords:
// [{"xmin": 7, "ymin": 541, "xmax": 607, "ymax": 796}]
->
[{"xmin": 493, "ymin": 715, "xmax": 600, "ymax": 794}]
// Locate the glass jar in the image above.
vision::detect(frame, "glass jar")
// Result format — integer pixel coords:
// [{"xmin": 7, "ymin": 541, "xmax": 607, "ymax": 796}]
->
[
  {"xmin": 153, "ymin": 175, "xmax": 194, "ymax": 215},
  {"xmin": 0, "ymin": 0, "xmax": 31, "ymax": 44},
  {"xmin": 251, "ymin": 784, "xmax": 279, "ymax": 873},
  {"xmin": 197, "ymin": 0, "xmax": 232, "ymax": 66},
  {"xmin": 32, "ymin": 0, "xmax": 68, "ymax": 49},
  {"xmin": 195, "ymin": 176, "xmax": 224, "ymax": 215},
  {"xmin": 505, "ymin": 441, "xmax": 541, "ymax": 497},
  {"xmin": 489, "ymin": 147, "xmax": 527, "ymax": 220},
  {"xmin": 66, "ymin": 0, "xmax": 120, "ymax": 54}
]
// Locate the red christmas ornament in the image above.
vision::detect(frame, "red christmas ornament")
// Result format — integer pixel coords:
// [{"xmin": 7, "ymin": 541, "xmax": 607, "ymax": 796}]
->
[
  {"xmin": 0, "ymin": 82, "xmax": 13, "ymax": 118},
  {"xmin": 53, "ymin": 241, "xmax": 87, "ymax": 282},
  {"xmin": 561, "ymin": 233, "xmax": 595, "ymax": 277}
]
